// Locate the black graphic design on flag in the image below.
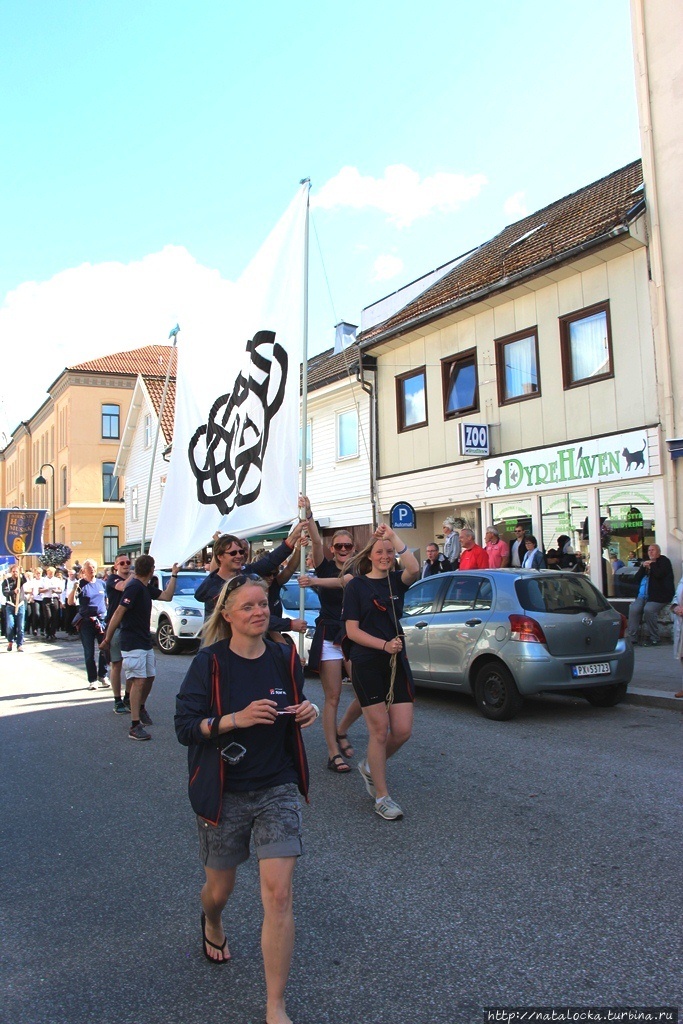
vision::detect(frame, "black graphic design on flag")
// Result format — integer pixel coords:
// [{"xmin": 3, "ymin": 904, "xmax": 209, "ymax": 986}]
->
[{"xmin": 188, "ymin": 330, "xmax": 287, "ymax": 514}]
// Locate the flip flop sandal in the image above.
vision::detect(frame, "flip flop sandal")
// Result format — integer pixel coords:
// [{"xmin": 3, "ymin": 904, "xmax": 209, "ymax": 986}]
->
[
  {"xmin": 336, "ymin": 733, "xmax": 354, "ymax": 759},
  {"xmin": 201, "ymin": 910, "xmax": 230, "ymax": 964},
  {"xmin": 327, "ymin": 754, "xmax": 352, "ymax": 773}
]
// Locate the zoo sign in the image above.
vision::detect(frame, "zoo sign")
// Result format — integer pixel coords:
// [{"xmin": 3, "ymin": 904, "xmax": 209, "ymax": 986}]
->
[{"xmin": 483, "ymin": 430, "xmax": 650, "ymax": 496}]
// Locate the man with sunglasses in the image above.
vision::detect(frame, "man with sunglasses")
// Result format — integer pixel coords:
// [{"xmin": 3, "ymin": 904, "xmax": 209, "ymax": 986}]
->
[
  {"xmin": 194, "ymin": 519, "xmax": 308, "ymax": 621},
  {"xmin": 510, "ymin": 525, "xmax": 528, "ymax": 568},
  {"xmin": 100, "ymin": 555, "xmax": 180, "ymax": 740},
  {"xmin": 106, "ymin": 554, "xmax": 134, "ymax": 713}
]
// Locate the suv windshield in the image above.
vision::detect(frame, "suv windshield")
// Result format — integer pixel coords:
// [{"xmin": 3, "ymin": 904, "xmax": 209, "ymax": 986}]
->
[
  {"xmin": 515, "ymin": 574, "xmax": 610, "ymax": 616},
  {"xmin": 160, "ymin": 573, "xmax": 206, "ymax": 597}
]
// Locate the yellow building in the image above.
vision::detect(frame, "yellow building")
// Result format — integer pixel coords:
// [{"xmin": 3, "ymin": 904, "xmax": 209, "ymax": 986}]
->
[{"xmin": 0, "ymin": 345, "xmax": 176, "ymax": 567}]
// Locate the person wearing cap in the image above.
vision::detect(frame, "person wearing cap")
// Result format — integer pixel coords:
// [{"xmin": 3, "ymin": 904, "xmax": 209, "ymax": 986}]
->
[{"xmin": 484, "ymin": 527, "xmax": 509, "ymax": 569}]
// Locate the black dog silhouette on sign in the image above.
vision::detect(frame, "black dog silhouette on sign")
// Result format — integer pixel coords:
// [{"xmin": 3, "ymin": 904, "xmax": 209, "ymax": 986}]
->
[{"xmin": 188, "ymin": 330, "xmax": 287, "ymax": 514}]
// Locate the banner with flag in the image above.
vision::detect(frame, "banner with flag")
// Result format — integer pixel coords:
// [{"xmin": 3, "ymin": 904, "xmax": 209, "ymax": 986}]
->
[
  {"xmin": 0, "ymin": 509, "xmax": 47, "ymax": 557},
  {"xmin": 150, "ymin": 185, "xmax": 308, "ymax": 567}
]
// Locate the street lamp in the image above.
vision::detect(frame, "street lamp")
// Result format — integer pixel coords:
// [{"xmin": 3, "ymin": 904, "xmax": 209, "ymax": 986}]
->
[{"xmin": 35, "ymin": 463, "xmax": 56, "ymax": 545}]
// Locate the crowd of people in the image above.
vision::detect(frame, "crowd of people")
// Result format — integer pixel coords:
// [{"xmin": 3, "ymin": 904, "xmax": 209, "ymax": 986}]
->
[{"xmin": 4, "ymin": 505, "xmax": 682, "ymax": 1024}]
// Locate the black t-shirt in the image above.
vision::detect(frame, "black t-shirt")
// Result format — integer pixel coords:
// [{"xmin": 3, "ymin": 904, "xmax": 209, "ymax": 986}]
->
[
  {"xmin": 223, "ymin": 648, "xmax": 299, "ymax": 793},
  {"xmin": 313, "ymin": 557, "xmax": 345, "ymax": 625},
  {"xmin": 105, "ymin": 573, "xmax": 126, "ymax": 623},
  {"xmin": 341, "ymin": 571, "xmax": 410, "ymax": 663},
  {"xmin": 119, "ymin": 578, "xmax": 161, "ymax": 651}
]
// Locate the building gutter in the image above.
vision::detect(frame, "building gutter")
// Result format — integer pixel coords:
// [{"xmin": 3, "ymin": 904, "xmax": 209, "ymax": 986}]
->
[{"xmin": 359, "ymin": 219, "xmax": 642, "ymax": 351}]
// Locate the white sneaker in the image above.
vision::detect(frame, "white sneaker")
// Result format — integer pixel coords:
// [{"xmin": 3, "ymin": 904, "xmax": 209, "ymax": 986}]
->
[
  {"xmin": 357, "ymin": 761, "xmax": 377, "ymax": 798},
  {"xmin": 374, "ymin": 796, "xmax": 403, "ymax": 820}
]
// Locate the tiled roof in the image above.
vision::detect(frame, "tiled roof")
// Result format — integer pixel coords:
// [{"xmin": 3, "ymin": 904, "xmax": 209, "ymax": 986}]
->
[
  {"xmin": 68, "ymin": 344, "xmax": 178, "ymax": 377},
  {"xmin": 359, "ymin": 159, "xmax": 644, "ymax": 346},
  {"xmin": 143, "ymin": 376, "xmax": 176, "ymax": 446},
  {"xmin": 305, "ymin": 341, "xmax": 362, "ymax": 392}
]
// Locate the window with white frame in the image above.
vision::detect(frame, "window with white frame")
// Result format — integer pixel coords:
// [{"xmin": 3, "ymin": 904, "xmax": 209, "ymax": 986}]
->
[
  {"xmin": 131, "ymin": 485, "xmax": 139, "ymax": 521},
  {"xmin": 299, "ymin": 420, "xmax": 312, "ymax": 468},
  {"xmin": 144, "ymin": 414, "xmax": 152, "ymax": 448},
  {"xmin": 337, "ymin": 409, "xmax": 358, "ymax": 460}
]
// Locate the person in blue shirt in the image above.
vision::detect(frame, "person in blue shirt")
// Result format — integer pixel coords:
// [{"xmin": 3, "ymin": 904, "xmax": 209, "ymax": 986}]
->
[{"xmin": 68, "ymin": 559, "xmax": 109, "ymax": 689}]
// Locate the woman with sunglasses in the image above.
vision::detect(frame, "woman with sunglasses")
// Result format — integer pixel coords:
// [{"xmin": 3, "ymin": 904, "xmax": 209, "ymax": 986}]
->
[
  {"xmin": 298, "ymin": 503, "xmax": 362, "ymax": 773},
  {"xmin": 175, "ymin": 574, "xmax": 317, "ymax": 1024},
  {"xmin": 341, "ymin": 524, "xmax": 419, "ymax": 820},
  {"xmin": 194, "ymin": 519, "xmax": 307, "ymax": 620}
]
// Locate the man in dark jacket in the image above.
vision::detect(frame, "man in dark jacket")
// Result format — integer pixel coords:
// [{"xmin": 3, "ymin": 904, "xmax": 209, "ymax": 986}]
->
[
  {"xmin": 421, "ymin": 543, "xmax": 451, "ymax": 578},
  {"xmin": 628, "ymin": 544, "xmax": 675, "ymax": 646}
]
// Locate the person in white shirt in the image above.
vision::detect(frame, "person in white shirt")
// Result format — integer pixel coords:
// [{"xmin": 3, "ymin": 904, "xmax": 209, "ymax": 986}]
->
[
  {"xmin": 509, "ymin": 526, "xmax": 528, "ymax": 568},
  {"xmin": 38, "ymin": 566, "xmax": 64, "ymax": 641}
]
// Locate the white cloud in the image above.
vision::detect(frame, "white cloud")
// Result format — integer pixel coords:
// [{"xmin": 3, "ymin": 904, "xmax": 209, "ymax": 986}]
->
[
  {"xmin": 503, "ymin": 191, "xmax": 528, "ymax": 219},
  {"xmin": 312, "ymin": 164, "xmax": 487, "ymax": 228},
  {"xmin": 0, "ymin": 246, "xmax": 237, "ymax": 442},
  {"xmin": 372, "ymin": 253, "xmax": 405, "ymax": 282}
]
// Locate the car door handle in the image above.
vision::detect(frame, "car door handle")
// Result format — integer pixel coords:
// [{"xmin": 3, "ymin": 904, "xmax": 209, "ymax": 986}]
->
[
  {"xmin": 464, "ymin": 618, "xmax": 482, "ymax": 627},
  {"xmin": 414, "ymin": 620, "xmax": 429, "ymax": 629}
]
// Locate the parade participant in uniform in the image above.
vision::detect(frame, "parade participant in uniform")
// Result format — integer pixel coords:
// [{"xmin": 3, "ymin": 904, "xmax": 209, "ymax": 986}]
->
[
  {"xmin": 38, "ymin": 566, "xmax": 63, "ymax": 640},
  {"xmin": 341, "ymin": 524, "xmax": 419, "ymax": 820},
  {"xmin": 298, "ymin": 500, "xmax": 362, "ymax": 772},
  {"xmin": 99, "ymin": 555, "xmax": 179, "ymax": 740},
  {"xmin": 175, "ymin": 576, "xmax": 317, "ymax": 1024},
  {"xmin": 105, "ymin": 554, "xmax": 133, "ymax": 713},
  {"xmin": 195, "ymin": 520, "xmax": 307, "ymax": 620}
]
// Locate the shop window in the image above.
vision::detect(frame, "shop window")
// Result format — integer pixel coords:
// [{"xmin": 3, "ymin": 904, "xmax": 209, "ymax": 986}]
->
[
  {"xmin": 102, "ymin": 404, "xmax": 120, "ymax": 439},
  {"xmin": 560, "ymin": 302, "xmax": 613, "ymax": 389},
  {"xmin": 540, "ymin": 491, "xmax": 588, "ymax": 574},
  {"xmin": 103, "ymin": 526, "xmax": 119, "ymax": 564},
  {"xmin": 102, "ymin": 463, "xmax": 119, "ymax": 502},
  {"xmin": 396, "ymin": 368, "xmax": 427, "ymax": 432},
  {"xmin": 337, "ymin": 409, "xmax": 358, "ymax": 460},
  {"xmin": 496, "ymin": 329, "xmax": 540, "ymax": 404},
  {"xmin": 442, "ymin": 350, "xmax": 478, "ymax": 418},
  {"xmin": 599, "ymin": 482, "xmax": 655, "ymax": 597}
]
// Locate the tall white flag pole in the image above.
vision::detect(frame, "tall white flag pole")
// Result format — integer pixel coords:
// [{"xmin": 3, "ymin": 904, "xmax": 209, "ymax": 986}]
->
[
  {"xmin": 141, "ymin": 324, "xmax": 179, "ymax": 557},
  {"xmin": 298, "ymin": 179, "xmax": 311, "ymax": 655}
]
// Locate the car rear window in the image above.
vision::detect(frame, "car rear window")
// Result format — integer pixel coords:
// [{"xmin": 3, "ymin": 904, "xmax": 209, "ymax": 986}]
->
[{"xmin": 515, "ymin": 575, "xmax": 610, "ymax": 616}]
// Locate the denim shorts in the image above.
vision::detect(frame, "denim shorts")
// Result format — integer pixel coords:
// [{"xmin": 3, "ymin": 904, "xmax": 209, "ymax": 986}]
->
[
  {"xmin": 197, "ymin": 783, "xmax": 302, "ymax": 870},
  {"xmin": 109, "ymin": 627, "xmax": 122, "ymax": 663},
  {"xmin": 121, "ymin": 648, "xmax": 156, "ymax": 680}
]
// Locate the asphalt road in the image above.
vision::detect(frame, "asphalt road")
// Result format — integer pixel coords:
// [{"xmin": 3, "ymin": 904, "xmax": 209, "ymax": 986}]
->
[{"xmin": 1, "ymin": 638, "xmax": 681, "ymax": 1024}]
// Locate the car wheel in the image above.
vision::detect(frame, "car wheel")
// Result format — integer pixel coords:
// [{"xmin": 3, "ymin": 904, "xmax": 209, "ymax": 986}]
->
[
  {"xmin": 583, "ymin": 683, "xmax": 628, "ymax": 707},
  {"xmin": 157, "ymin": 617, "xmax": 181, "ymax": 655},
  {"xmin": 473, "ymin": 661, "xmax": 524, "ymax": 721}
]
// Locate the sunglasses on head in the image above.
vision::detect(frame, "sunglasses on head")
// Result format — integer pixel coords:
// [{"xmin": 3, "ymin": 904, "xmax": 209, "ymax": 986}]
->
[
  {"xmin": 224, "ymin": 573, "xmax": 262, "ymax": 596},
  {"xmin": 332, "ymin": 542, "xmax": 353, "ymax": 551}
]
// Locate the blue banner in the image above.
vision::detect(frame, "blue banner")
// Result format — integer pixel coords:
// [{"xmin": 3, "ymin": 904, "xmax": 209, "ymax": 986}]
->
[{"xmin": 0, "ymin": 509, "xmax": 47, "ymax": 557}]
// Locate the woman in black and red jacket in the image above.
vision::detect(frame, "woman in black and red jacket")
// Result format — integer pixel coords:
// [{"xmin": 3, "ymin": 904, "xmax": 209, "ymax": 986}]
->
[{"xmin": 175, "ymin": 575, "xmax": 317, "ymax": 1024}]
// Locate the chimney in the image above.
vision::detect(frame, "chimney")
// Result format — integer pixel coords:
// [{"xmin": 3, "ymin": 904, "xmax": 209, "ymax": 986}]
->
[{"xmin": 334, "ymin": 321, "xmax": 358, "ymax": 354}]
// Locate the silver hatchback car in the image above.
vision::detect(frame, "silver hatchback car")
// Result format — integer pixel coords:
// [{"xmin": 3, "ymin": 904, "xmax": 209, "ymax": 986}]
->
[{"xmin": 401, "ymin": 569, "xmax": 634, "ymax": 720}]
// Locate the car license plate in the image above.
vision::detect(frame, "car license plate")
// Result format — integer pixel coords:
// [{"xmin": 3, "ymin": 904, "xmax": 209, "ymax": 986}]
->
[{"xmin": 571, "ymin": 662, "xmax": 610, "ymax": 678}]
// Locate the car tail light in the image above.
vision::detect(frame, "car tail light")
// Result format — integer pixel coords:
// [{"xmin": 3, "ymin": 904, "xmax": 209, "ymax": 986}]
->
[
  {"xmin": 509, "ymin": 614, "xmax": 548, "ymax": 644},
  {"xmin": 618, "ymin": 613, "xmax": 628, "ymax": 639}
]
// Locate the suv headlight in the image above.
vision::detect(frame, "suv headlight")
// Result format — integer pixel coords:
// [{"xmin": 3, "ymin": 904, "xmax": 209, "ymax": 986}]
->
[{"xmin": 177, "ymin": 606, "xmax": 200, "ymax": 616}]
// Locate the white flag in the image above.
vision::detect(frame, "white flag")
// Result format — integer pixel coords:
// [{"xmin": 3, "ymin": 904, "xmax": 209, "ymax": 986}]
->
[{"xmin": 150, "ymin": 185, "xmax": 308, "ymax": 567}]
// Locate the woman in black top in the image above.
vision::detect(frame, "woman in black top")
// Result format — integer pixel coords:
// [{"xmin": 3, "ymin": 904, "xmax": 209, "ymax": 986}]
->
[
  {"xmin": 175, "ymin": 576, "xmax": 317, "ymax": 1024},
  {"xmin": 341, "ymin": 524, "xmax": 419, "ymax": 821}
]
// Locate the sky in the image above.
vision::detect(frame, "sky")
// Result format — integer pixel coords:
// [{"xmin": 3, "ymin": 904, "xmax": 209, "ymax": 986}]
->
[{"xmin": 0, "ymin": 0, "xmax": 641, "ymax": 442}]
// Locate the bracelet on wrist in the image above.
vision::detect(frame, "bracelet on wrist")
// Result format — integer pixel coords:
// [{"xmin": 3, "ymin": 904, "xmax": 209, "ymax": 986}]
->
[
  {"xmin": 231, "ymin": 712, "xmax": 237, "ymax": 730},
  {"xmin": 396, "ymin": 544, "xmax": 408, "ymax": 555}
]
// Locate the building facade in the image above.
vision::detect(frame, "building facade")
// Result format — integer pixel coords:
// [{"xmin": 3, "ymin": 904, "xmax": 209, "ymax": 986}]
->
[
  {"xmin": 0, "ymin": 345, "xmax": 175, "ymax": 567},
  {"xmin": 359, "ymin": 161, "xmax": 672, "ymax": 593}
]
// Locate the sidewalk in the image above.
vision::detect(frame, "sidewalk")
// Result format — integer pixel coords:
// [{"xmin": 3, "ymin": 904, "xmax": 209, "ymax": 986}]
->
[{"xmin": 626, "ymin": 639, "xmax": 683, "ymax": 711}]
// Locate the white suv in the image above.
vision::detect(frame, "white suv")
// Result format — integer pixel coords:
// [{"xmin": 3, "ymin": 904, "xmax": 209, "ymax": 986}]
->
[{"xmin": 150, "ymin": 569, "xmax": 206, "ymax": 655}]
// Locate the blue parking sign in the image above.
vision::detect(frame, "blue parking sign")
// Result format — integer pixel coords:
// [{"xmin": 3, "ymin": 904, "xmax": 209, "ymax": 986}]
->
[{"xmin": 390, "ymin": 502, "xmax": 416, "ymax": 530}]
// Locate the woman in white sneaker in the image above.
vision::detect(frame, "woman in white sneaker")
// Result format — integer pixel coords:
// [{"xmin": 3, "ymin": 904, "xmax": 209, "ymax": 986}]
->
[{"xmin": 341, "ymin": 524, "xmax": 419, "ymax": 820}]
